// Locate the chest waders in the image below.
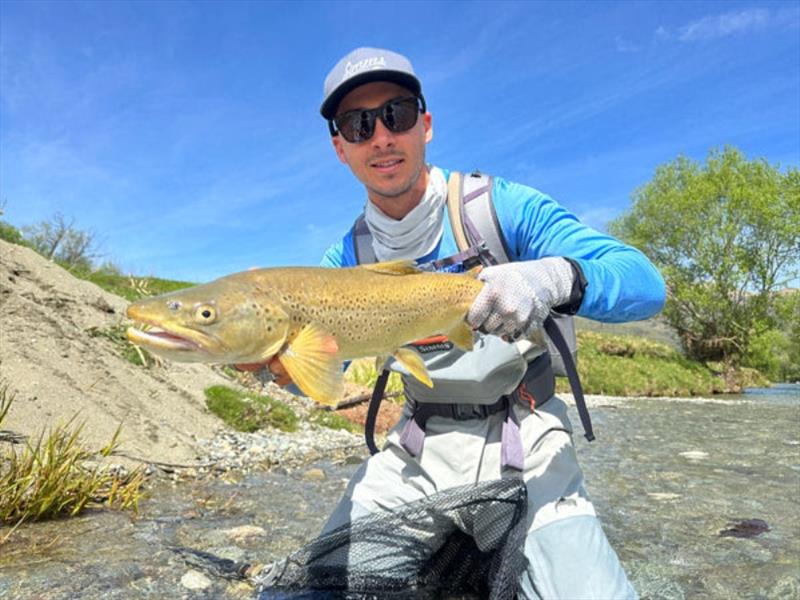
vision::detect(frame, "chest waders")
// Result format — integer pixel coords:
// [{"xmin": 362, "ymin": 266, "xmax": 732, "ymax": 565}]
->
[{"xmin": 353, "ymin": 171, "xmax": 595, "ymax": 468}]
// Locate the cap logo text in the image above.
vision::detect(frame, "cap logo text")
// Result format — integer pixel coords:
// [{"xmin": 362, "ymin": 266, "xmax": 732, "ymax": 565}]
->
[{"xmin": 343, "ymin": 56, "xmax": 387, "ymax": 81}]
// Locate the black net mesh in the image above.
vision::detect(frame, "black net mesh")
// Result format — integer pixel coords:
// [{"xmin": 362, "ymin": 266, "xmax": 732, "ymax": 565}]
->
[{"xmin": 255, "ymin": 478, "xmax": 528, "ymax": 600}]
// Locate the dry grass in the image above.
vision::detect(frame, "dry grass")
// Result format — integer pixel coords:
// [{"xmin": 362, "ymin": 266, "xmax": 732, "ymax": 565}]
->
[
  {"xmin": 345, "ymin": 358, "xmax": 406, "ymax": 402},
  {"xmin": 0, "ymin": 382, "xmax": 146, "ymax": 541}
]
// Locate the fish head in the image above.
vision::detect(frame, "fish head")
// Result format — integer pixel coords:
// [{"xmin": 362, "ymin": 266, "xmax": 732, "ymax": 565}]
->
[{"xmin": 125, "ymin": 278, "xmax": 290, "ymax": 364}]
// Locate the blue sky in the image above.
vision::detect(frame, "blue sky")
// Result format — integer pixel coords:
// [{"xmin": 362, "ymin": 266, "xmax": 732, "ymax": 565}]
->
[{"xmin": 1, "ymin": 0, "xmax": 798, "ymax": 282}]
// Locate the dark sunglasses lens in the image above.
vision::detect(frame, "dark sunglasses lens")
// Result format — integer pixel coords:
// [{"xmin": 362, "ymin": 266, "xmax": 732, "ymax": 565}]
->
[
  {"xmin": 337, "ymin": 111, "xmax": 375, "ymax": 143},
  {"xmin": 382, "ymin": 98, "xmax": 419, "ymax": 132},
  {"xmin": 334, "ymin": 98, "xmax": 420, "ymax": 142}
]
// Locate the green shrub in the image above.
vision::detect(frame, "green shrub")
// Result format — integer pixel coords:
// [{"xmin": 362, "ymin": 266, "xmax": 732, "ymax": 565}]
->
[
  {"xmin": 0, "ymin": 221, "xmax": 28, "ymax": 247},
  {"xmin": 204, "ymin": 385, "xmax": 298, "ymax": 433},
  {"xmin": 744, "ymin": 328, "xmax": 792, "ymax": 382}
]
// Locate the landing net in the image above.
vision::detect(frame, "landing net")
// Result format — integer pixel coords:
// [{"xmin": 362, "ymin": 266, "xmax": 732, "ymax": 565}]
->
[{"xmin": 255, "ymin": 478, "xmax": 528, "ymax": 599}]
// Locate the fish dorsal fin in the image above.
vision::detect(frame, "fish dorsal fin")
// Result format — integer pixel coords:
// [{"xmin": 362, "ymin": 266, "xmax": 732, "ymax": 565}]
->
[
  {"xmin": 393, "ymin": 347, "xmax": 433, "ymax": 388},
  {"xmin": 279, "ymin": 322, "xmax": 343, "ymax": 406},
  {"xmin": 359, "ymin": 259, "xmax": 421, "ymax": 276}
]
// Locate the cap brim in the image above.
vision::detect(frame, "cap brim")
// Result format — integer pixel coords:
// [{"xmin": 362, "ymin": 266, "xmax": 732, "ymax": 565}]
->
[{"xmin": 320, "ymin": 71, "xmax": 421, "ymax": 119}]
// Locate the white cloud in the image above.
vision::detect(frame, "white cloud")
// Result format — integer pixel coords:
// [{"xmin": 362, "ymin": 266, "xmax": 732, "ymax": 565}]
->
[
  {"xmin": 679, "ymin": 8, "xmax": 770, "ymax": 42},
  {"xmin": 657, "ymin": 7, "xmax": 796, "ymax": 43}
]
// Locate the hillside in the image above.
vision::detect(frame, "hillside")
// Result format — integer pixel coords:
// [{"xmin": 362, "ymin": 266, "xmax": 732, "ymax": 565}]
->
[{"xmin": 0, "ymin": 239, "xmax": 232, "ymax": 466}]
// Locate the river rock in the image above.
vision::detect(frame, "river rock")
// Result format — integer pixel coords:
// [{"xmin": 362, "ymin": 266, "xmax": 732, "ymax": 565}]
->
[
  {"xmin": 646, "ymin": 492, "xmax": 682, "ymax": 501},
  {"xmin": 679, "ymin": 450, "xmax": 709, "ymax": 461},
  {"xmin": 303, "ymin": 467, "xmax": 326, "ymax": 481},
  {"xmin": 224, "ymin": 525, "xmax": 267, "ymax": 544},
  {"xmin": 180, "ymin": 569, "xmax": 213, "ymax": 590}
]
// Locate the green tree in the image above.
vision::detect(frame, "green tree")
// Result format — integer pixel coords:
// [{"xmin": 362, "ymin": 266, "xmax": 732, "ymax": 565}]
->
[{"xmin": 609, "ymin": 147, "xmax": 800, "ymax": 366}]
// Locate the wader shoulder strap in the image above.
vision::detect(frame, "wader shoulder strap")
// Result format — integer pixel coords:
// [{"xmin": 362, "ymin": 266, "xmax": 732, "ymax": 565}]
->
[
  {"xmin": 352, "ymin": 214, "xmax": 376, "ymax": 265},
  {"xmin": 364, "ymin": 369, "xmax": 390, "ymax": 455},
  {"xmin": 447, "ymin": 170, "xmax": 511, "ymax": 265},
  {"xmin": 543, "ymin": 317, "xmax": 594, "ymax": 441}
]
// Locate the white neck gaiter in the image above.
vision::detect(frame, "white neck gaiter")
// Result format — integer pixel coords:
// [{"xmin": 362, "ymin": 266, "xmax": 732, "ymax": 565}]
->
[{"xmin": 364, "ymin": 166, "xmax": 447, "ymax": 262}]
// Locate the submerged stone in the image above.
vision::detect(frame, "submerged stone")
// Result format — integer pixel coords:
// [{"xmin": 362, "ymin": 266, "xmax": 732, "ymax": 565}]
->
[{"xmin": 719, "ymin": 518, "xmax": 770, "ymax": 538}]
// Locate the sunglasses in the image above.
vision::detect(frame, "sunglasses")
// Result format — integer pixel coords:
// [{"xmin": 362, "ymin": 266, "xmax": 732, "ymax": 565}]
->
[{"xmin": 329, "ymin": 96, "xmax": 426, "ymax": 143}]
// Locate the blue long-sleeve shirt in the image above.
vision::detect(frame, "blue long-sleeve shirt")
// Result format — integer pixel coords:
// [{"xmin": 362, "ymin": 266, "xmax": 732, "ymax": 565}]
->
[{"xmin": 321, "ymin": 169, "xmax": 665, "ymax": 323}]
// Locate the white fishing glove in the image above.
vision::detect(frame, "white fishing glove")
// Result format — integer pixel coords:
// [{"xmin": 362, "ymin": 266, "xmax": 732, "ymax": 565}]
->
[{"xmin": 467, "ymin": 257, "xmax": 576, "ymax": 340}]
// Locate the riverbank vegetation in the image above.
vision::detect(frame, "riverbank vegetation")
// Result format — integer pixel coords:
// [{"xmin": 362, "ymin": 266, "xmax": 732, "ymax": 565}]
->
[
  {"xmin": 609, "ymin": 147, "xmax": 799, "ymax": 382},
  {"xmin": 556, "ymin": 331, "xmax": 768, "ymax": 397},
  {"xmin": 0, "ymin": 383, "xmax": 145, "ymax": 536},
  {"xmin": 204, "ymin": 385, "xmax": 299, "ymax": 433},
  {"xmin": 204, "ymin": 385, "xmax": 361, "ymax": 434}
]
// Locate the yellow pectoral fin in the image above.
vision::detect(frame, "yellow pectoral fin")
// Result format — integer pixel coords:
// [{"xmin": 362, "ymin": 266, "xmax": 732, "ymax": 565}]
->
[
  {"xmin": 279, "ymin": 323, "xmax": 343, "ymax": 406},
  {"xmin": 447, "ymin": 319, "xmax": 475, "ymax": 352},
  {"xmin": 393, "ymin": 347, "xmax": 433, "ymax": 388}
]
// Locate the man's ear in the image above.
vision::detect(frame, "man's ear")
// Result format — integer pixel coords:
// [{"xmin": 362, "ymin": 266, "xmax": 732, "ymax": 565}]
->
[
  {"xmin": 332, "ymin": 135, "xmax": 348, "ymax": 164},
  {"xmin": 423, "ymin": 113, "xmax": 433, "ymax": 143}
]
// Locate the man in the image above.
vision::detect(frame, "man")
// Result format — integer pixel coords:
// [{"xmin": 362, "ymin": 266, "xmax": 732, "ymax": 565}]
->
[{"xmin": 266, "ymin": 47, "xmax": 665, "ymax": 598}]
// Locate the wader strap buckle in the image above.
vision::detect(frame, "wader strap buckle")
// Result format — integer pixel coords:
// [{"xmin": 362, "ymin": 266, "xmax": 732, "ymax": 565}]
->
[{"xmin": 398, "ymin": 397, "xmax": 525, "ymax": 471}]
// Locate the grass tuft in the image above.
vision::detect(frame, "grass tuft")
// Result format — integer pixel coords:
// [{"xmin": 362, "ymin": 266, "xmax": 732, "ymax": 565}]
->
[
  {"xmin": 87, "ymin": 324, "xmax": 159, "ymax": 367},
  {"xmin": 204, "ymin": 385, "xmax": 299, "ymax": 433},
  {"xmin": 0, "ymin": 383, "xmax": 146, "ymax": 537},
  {"xmin": 72, "ymin": 268, "xmax": 195, "ymax": 302},
  {"xmin": 309, "ymin": 410, "xmax": 363, "ymax": 433}
]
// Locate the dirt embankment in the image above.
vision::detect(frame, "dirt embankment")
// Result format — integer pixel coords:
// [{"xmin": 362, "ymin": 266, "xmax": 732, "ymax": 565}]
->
[{"xmin": 0, "ymin": 239, "xmax": 232, "ymax": 467}]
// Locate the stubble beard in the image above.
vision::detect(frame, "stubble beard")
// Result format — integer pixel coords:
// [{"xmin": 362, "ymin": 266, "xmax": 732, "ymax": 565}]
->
[{"xmin": 366, "ymin": 157, "xmax": 426, "ymax": 204}]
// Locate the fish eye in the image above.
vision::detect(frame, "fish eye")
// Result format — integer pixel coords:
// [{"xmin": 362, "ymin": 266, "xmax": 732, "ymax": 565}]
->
[{"xmin": 194, "ymin": 304, "xmax": 217, "ymax": 324}]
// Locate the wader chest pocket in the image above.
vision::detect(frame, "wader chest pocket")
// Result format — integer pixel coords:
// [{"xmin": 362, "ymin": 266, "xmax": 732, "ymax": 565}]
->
[{"xmin": 391, "ymin": 334, "xmax": 528, "ymax": 405}]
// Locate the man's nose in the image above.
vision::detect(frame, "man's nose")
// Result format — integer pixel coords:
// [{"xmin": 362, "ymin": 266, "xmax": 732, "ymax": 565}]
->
[{"xmin": 370, "ymin": 118, "xmax": 396, "ymax": 149}]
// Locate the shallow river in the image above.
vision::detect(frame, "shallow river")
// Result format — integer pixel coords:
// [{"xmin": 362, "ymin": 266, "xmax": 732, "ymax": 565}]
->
[{"xmin": 1, "ymin": 385, "xmax": 798, "ymax": 599}]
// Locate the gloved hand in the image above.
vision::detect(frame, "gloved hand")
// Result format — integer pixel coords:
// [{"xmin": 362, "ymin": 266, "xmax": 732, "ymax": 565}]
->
[{"xmin": 467, "ymin": 257, "xmax": 575, "ymax": 340}]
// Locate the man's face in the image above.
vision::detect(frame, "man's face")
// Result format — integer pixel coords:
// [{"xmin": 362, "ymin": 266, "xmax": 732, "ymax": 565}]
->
[{"xmin": 331, "ymin": 81, "xmax": 433, "ymax": 208}]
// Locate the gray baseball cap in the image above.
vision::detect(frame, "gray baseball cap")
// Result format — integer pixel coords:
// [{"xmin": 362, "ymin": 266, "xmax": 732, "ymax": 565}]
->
[{"xmin": 320, "ymin": 47, "xmax": 422, "ymax": 119}]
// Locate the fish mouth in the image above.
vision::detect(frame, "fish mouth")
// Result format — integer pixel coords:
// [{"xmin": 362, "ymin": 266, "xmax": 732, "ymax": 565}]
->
[
  {"xmin": 125, "ymin": 325, "xmax": 203, "ymax": 353},
  {"xmin": 125, "ymin": 307, "xmax": 213, "ymax": 354}
]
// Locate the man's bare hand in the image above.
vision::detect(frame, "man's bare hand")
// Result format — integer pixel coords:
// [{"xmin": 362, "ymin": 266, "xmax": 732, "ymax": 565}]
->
[{"xmin": 234, "ymin": 357, "xmax": 292, "ymax": 386}]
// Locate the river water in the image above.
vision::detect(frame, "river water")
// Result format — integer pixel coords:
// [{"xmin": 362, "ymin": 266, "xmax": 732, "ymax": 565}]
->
[{"xmin": 1, "ymin": 386, "xmax": 798, "ymax": 599}]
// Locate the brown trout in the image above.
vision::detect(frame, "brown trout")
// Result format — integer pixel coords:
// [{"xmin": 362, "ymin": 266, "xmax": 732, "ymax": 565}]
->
[{"xmin": 125, "ymin": 261, "xmax": 483, "ymax": 405}]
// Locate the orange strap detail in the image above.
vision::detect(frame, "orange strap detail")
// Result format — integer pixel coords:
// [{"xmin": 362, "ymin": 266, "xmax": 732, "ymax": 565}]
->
[
  {"xmin": 517, "ymin": 384, "xmax": 536, "ymax": 411},
  {"xmin": 410, "ymin": 335, "xmax": 450, "ymax": 346}
]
